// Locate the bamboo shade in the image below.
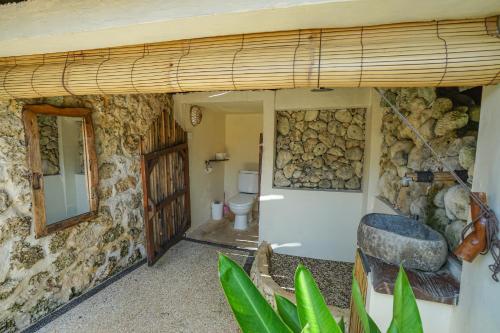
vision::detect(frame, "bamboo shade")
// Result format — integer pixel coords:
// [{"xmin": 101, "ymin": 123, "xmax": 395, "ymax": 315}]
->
[{"xmin": 0, "ymin": 16, "xmax": 499, "ymax": 99}]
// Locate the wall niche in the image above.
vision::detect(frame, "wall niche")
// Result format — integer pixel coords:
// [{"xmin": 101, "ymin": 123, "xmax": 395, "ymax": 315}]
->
[
  {"xmin": 274, "ymin": 108, "xmax": 366, "ymax": 191},
  {"xmin": 378, "ymin": 87, "xmax": 481, "ymax": 250}
]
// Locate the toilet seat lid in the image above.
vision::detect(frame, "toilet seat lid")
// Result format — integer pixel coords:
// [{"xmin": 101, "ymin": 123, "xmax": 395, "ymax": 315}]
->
[{"xmin": 228, "ymin": 193, "xmax": 255, "ymax": 206}]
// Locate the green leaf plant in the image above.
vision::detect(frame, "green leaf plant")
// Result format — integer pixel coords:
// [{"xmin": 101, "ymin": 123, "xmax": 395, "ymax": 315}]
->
[{"xmin": 218, "ymin": 253, "xmax": 424, "ymax": 333}]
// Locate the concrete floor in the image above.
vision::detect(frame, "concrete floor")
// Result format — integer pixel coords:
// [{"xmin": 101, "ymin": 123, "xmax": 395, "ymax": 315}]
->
[
  {"xmin": 37, "ymin": 241, "xmax": 249, "ymax": 333},
  {"xmin": 186, "ymin": 218, "xmax": 259, "ymax": 250}
]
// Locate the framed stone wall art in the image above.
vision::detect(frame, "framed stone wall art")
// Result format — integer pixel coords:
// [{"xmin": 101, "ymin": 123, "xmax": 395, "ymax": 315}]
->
[{"xmin": 273, "ymin": 108, "xmax": 366, "ymax": 191}]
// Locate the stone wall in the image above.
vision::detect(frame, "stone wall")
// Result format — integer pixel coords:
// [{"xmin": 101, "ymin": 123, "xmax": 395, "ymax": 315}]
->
[
  {"xmin": 0, "ymin": 94, "xmax": 170, "ymax": 331},
  {"xmin": 274, "ymin": 108, "xmax": 366, "ymax": 191},
  {"xmin": 38, "ymin": 115, "xmax": 60, "ymax": 176},
  {"xmin": 378, "ymin": 88, "xmax": 480, "ymax": 250}
]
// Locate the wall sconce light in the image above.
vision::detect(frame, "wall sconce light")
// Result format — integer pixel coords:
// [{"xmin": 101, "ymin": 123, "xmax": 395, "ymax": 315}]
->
[{"xmin": 190, "ymin": 105, "xmax": 202, "ymax": 127}]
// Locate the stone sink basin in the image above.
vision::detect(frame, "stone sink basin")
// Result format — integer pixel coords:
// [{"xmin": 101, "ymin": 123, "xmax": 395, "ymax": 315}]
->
[{"xmin": 357, "ymin": 213, "xmax": 448, "ymax": 272}]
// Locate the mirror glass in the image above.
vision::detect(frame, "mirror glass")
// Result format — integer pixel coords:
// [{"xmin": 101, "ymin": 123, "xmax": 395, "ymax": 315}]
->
[{"xmin": 37, "ymin": 115, "xmax": 90, "ymax": 224}]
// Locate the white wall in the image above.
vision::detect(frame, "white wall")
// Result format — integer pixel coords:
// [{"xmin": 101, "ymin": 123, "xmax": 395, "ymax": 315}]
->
[
  {"xmin": 224, "ymin": 113, "xmax": 263, "ymax": 199},
  {"xmin": 262, "ymin": 88, "xmax": 371, "ymax": 261},
  {"xmin": 187, "ymin": 109, "xmax": 226, "ymax": 228},
  {"xmin": 450, "ymin": 85, "xmax": 500, "ymax": 333},
  {"xmin": 363, "ymin": 90, "xmax": 385, "ymax": 213},
  {"xmin": 366, "ymin": 281, "xmax": 453, "ymax": 333},
  {"xmin": 1, "ymin": 0, "xmax": 498, "ymax": 57}
]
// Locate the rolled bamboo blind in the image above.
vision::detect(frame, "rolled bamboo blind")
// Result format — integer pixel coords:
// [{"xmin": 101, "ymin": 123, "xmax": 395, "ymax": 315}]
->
[{"xmin": 0, "ymin": 16, "xmax": 499, "ymax": 99}]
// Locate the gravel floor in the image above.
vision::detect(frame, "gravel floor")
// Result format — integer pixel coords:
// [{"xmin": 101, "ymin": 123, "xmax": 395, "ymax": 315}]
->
[
  {"xmin": 270, "ymin": 253, "xmax": 354, "ymax": 309},
  {"xmin": 36, "ymin": 241, "xmax": 249, "ymax": 333}
]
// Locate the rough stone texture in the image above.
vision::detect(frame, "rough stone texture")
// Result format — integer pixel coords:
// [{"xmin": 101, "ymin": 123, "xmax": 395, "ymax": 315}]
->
[
  {"xmin": 427, "ymin": 207, "xmax": 451, "ymax": 234},
  {"xmin": 357, "ymin": 213, "xmax": 448, "ymax": 272},
  {"xmin": 274, "ymin": 109, "xmax": 366, "ymax": 191},
  {"xmin": 38, "ymin": 115, "xmax": 60, "ymax": 175},
  {"xmin": 377, "ymin": 88, "xmax": 480, "ymax": 251},
  {"xmin": 0, "ymin": 94, "xmax": 170, "ymax": 331},
  {"xmin": 444, "ymin": 185, "xmax": 469, "ymax": 220},
  {"xmin": 459, "ymin": 146, "xmax": 476, "ymax": 170},
  {"xmin": 445, "ymin": 220, "xmax": 467, "ymax": 251},
  {"xmin": 434, "ymin": 111, "xmax": 469, "ymax": 136},
  {"xmin": 0, "ymin": 190, "xmax": 11, "ymax": 215}
]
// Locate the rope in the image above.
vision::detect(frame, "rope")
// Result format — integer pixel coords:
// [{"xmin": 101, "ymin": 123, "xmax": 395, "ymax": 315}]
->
[
  {"xmin": 358, "ymin": 26, "xmax": 364, "ymax": 88},
  {"xmin": 30, "ymin": 54, "xmax": 45, "ymax": 97},
  {"xmin": 176, "ymin": 40, "xmax": 191, "ymax": 93},
  {"xmin": 376, "ymin": 88, "xmax": 500, "ymax": 281},
  {"xmin": 231, "ymin": 34, "xmax": 245, "ymax": 90},
  {"xmin": 317, "ymin": 29, "xmax": 323, "ymax": 89},
  {"xmin": 490, "ymin": 237, "xmax": 500, "ymax": 282},
  {"xmin": 292, "ymin": 30, "xmax": 302, "ymax": 89},
  {"xmin": 2, "ymin": 63, "xmax": 16, "ymax": 99},
  {"xmin": 436, "ymin": 21, "xmax": 449, "ymax": 86},
  {"xmin": 61, "ymin": 52, "xmax": 77, "ymax": 96},
  {"xmin": 95, "ymin": 49, "xmax": 111, "ymax": 95},
  {"xmin": 131, "ymin": 44, "xmax": 147, "ymax": 94}
]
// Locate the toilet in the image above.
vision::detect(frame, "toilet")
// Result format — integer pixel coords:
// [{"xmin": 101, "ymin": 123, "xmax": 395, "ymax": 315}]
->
[{"xmin": 228, "ymin": 170, "xmax": 259, "ymax": 230}]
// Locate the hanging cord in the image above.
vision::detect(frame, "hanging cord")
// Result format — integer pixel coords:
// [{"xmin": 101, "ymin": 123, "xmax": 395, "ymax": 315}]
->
[
  {"xmin": 231, "ymin": 34, "xmax": 245, "ymax": 90},
  {"xmin": 459, "ymin": 212, "xmax": 500, "ymax": 281},
  {"xmin": 358, "ymin": 26, "xmax": 364, "ymax": 88},
  {"xmin": 316, "ymin": 29, "xmax": 323, "ymax": 89},
  {"xmin": 490, "ymin": 236, "xmax": 500, "ymax": 282},
  {"xmin": 2, "ymin": 58, "xmax": 17, "ymax": 99},
  {"xmin": 30, "ymin": 54, "xmax": 45, "ymax": 97},
  {"xmin": 375, "ymin": 87, "xmax": 500, "ymax": 281},
  {"xmin": 131, "ymin": 44, "xmax": 147, "ymax": 94},
  {"xmin": 292, "ymin": 30, "xmax": 302, "ymax": 89},
  {"xmin": 176, "ymin": 40, "xmax": 191, "ymax": 93}
]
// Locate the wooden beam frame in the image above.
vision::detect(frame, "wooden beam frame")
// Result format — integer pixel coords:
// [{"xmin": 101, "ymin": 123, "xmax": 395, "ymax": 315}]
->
[{"xmin": 22, "ymin": 104, "xmax": 99, "ymax": 238}]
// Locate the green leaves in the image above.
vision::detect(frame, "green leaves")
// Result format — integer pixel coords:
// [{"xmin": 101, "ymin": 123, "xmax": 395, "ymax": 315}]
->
[
  {"xmin": 219, "ymin": 254, "xmax": 423, "ymax": 333},
  {"xmin": 351, "ymin": 265, "xmax": 423, "ymax": 333},
  {"xmin": 351, "ymin": 275, "xmax": 381, "ymax": 333},
  {"xmin": 295, "ymin": 264, "xmax": 343, "ymax": 333},
  {"xmin": 276, "ymin": 295, "xmax": 301, "ymax": 333},
  {"xmin": 218, "ymin": 254, "xmax": 291, "ymax": 333},
  {"xmin": 338, "ymin": 317, "xmax": 346, "ymax": 333},
  {"xmin": 391, "ymin": 266, "xmax": 423, "ymax": 333}
]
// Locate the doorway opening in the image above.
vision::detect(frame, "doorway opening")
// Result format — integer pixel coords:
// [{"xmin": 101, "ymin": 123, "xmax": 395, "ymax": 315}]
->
[{"xmin": 183, "ymin": 101, "xmax": 264, "ymax": 250}]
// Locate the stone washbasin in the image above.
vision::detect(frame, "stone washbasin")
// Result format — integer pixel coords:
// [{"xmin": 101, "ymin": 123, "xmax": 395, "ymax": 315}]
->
[{"xmin": 357, "ymin": 213, "xmax": 448, "ymax": 272}]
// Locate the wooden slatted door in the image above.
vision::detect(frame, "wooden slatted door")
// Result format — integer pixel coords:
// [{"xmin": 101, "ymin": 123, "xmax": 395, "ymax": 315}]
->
[{"xmin": 140, "ymin": 108, "xmax": 190, "ymax": 265}]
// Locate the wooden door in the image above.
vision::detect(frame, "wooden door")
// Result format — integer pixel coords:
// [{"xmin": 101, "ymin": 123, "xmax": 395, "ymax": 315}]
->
[{"xmin": 140, "ymin": 108, "xmax": 190, "ymax": 265}]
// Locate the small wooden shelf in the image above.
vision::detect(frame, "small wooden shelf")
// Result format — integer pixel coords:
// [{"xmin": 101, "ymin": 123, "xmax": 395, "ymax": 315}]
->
[
  {"xmin": 206, "ymin": 159, "xmax": 229, "ymax": 162},
  {"xmin": 205, "ymin": 158, "xmax": 230, "ymax": 169}
]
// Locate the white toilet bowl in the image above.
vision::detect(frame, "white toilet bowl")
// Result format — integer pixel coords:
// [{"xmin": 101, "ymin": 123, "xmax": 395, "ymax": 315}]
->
[{"xmin": 228, "ymin": 194, "xmax": 255, "ymax": 230}]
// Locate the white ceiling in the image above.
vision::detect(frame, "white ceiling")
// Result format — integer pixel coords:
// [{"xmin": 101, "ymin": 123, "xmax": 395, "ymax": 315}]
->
[
  {"xmin": 196, "ymin": 101, "xmax": 263, "ymax": 114},
  {"xmin": 0, "ymin": 0, "xmax": 499, "ymax": 57}
]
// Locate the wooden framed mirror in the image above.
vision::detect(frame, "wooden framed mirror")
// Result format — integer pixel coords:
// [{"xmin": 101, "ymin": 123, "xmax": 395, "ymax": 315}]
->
[{"xmin": 23, "ymin": 104, "xmax": 99, "ymax": 238}]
